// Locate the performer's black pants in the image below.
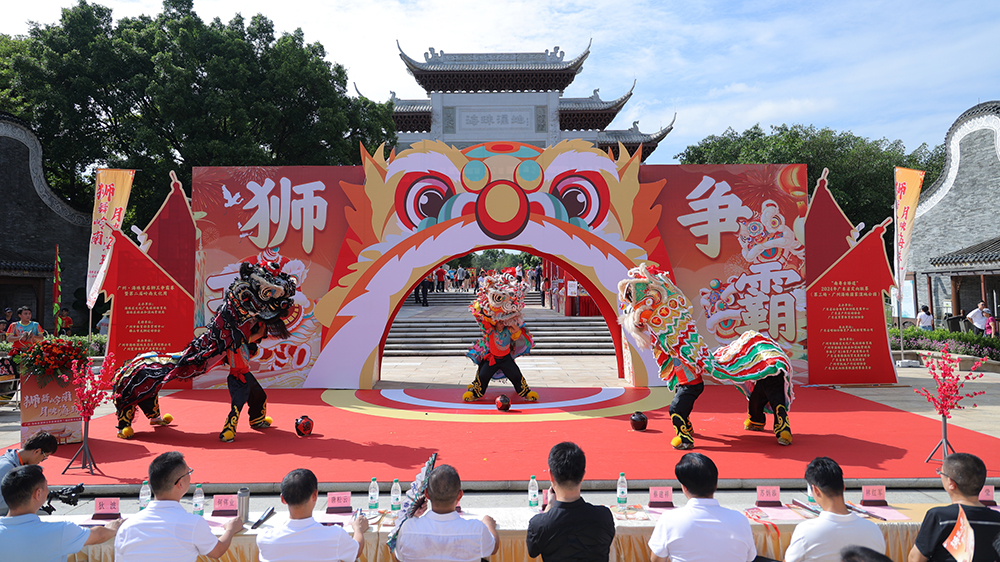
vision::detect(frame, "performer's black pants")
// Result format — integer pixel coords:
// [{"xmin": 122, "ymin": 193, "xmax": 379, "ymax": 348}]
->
[
  {"xmin": 747, "ymin": 375, "xmax": 787, "ymax": 424},
  {"xmin": 475, "ymin": 354, "xmax": 529, "ymax": 395},
  {"xmin": 668, "ymin": 382, "xmax": 704, "ymax": 418},
  {"xmin": 227, "ymin": 372, "xmax": 267, "ymax": 424}
]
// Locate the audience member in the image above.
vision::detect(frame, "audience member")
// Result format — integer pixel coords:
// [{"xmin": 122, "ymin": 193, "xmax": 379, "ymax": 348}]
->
[
  {"xmin": 526, "ymin": 442, "xmax": 615, "ymax": 562},
  {"xmin": 393, "ymin": 464, "xmax": 499, "ymax": 562},
  {"xmin": 966, "ymin": 301, "xmax": 988, "ymax": 336},
  {"xmin": 648, "ymin": 452, "xmax": 756, "ymax": 562},
  {"xmin": 5, "ymin": 306, "xmax": 45, "ymax": 353},
  {"xmin": 908, "ymin": 453, "xmax": 1000, "ymax": 562},
  {"xmin": 841, "ymin": 546, "xmax": 893, "ymax": 562},
  {"xmin": 0, "ymin": 431, "xmax": 58, "ymax": 515},
  {"xmin": 784, "ymin": 457, "xmax": 885, "ymax": 562},
  {"xmin": 0, "ymin": 465, "xmax": 120, "ymax": 562},
  {"xmin": 115, "ymin": 451, "xmax": 242, "ymax": 562},
  {"xmin": 257, "ymin": 468, "xmax": 369, "ymax": 562}
]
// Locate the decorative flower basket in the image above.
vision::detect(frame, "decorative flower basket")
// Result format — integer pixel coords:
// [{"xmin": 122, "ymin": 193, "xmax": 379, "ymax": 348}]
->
[{"xmin": 14, "ymin": 339, "xmax": 88, "ymax": 388}]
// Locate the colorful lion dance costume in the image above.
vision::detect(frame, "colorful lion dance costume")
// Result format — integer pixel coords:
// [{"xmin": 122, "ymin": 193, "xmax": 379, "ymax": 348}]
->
[
  {"xmin": 113, "ymin": 260, "xmax": 296, "ymax": 441},
  {"xmin": 462, "ymin": 271, "xmax": 538, "ymax": 402},
  {"xmin": 617, "ymin": 263, "xmax": 793, "ymax": 449}
]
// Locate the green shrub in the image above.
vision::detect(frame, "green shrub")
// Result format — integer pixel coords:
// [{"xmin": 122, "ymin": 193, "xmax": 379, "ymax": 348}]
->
[{"xmin": 888, "ymin": 327, "xmax": 1000, "ymax": 361}]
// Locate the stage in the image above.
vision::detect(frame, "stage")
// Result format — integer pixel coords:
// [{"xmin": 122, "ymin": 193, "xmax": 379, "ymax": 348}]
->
[{"xmin": 16, "ymin": 383, "xmax": 1000, "ymax": 488}]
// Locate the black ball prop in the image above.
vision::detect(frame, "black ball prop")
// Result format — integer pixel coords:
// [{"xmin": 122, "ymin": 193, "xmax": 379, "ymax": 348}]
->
[
  {"xmin": 630, "ymin": 411, "xmax": 648, "ymax": 431},
  {"xmin": 495, "ymin": 395, "xmax": 511, "ymax": 411},
  {"xmin": 295, "ymin": 415, "xmax": 314, "ymax": 436}
]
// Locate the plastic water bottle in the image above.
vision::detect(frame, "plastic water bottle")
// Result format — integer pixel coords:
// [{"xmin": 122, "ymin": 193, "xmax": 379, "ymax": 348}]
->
[
  {"xmin": 192, "ymin": 484, "xmax": 204, "ymax": 516},
  {"xmin": 390, "ymin": 479, "xmax": 402, "ymax": 512},
  {"xmin": 617, "ymin": 473, "xmax": 628, "ymax": 507},
  {"xmin": 139, "ymin": 480, "xmax": 151, "ymax": 510},
  {"xmin": 368, "ymin": 478, "xmax": 379, "ymax": 510},
  {"xmin": 528, "ymin": 475, "xmax": 539, "ymax": 510}
]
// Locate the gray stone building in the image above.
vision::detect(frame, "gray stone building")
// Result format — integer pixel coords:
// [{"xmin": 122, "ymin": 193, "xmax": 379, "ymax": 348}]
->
[
  {"xmin": 909, "ymin": 101, "xmax": 1000, "ymax": 326},
  {"xmin": 391, "ymin": 42, "xmax": 674, "ymax": 160},
  {"xmin": 0, "ymin": 112, "xmax": 90, "ymax": 333}
]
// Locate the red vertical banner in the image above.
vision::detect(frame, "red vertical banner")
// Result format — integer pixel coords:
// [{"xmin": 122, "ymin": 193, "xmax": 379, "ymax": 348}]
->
[{"xmin": 104, "ymin": 230, "xmax": 194, "ymax": 386}]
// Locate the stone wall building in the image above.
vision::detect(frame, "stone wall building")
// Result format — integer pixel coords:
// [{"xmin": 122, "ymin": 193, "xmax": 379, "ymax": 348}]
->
[
  {"xmin": 0, "ymin": 112, "xmax": 90, "ymax": 333},
  {"xmin": 909, "ymin": 101, "xmax": 1000, "ymax": 325},
  {"xmin": 391, "ymin": 42, "xmax": 674, "ymax": 160}
]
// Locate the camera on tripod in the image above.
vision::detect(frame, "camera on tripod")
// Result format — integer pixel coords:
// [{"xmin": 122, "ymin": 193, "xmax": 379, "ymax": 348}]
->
[{"xmin": 40, "ymin": 483, "xmax": 84, "ymax": 515}]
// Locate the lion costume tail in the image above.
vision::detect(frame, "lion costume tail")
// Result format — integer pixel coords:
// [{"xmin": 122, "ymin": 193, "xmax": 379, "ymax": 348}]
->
[{"xmin": 708, "ymin": 330, "xmax": 794, "ymax": 407}]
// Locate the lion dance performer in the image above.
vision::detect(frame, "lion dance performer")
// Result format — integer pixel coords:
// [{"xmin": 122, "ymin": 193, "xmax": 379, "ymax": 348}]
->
[
  {"xmin": 617, "ymin": 263, "xmax": 793, "ymax": 449},
  {"xmin": 462, "ymin": 270, "xmax": 539, "ymax": 402},
  {"xmin": 113, "ymin": 260, "xmax": 295, "ymax": 442}
]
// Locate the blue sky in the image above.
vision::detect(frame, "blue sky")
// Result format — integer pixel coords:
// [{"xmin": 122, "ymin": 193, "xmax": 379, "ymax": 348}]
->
[{"xmin": 4, "ymin": 0, "xmax": 998, "ymax": 164}]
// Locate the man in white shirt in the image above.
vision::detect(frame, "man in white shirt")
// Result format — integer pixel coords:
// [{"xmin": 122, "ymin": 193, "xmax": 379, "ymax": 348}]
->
[
  {"xmin": 257, "ymin": 468, "xmax": 368, "ymax": 561},
  {"xmin": 967, "ymin": 301, "xmax": 988, "ymax": 335},
  {"xmin": 115, "ymin": 451, "xmax": 242, "ymax": 562},
  {"xmin": 393, "ymin": 464, "xmax": 499, "ymax": 562},
  {"xmin": 648, "ymin": 452, "xmax": 756, "ymax": 562},
  {"xmin": 784, "ymin": 457, "xmax": 886, "ymax": 562}
]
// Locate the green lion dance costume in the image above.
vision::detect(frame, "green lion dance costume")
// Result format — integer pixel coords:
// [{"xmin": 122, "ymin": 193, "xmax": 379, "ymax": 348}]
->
[
  {"xmin": 462, "ymin": 270, "xmax": 538, "ymax": 402},
  {"xmin": 618, "ymin": 263, "xmax": 793, "ymax": 449}
]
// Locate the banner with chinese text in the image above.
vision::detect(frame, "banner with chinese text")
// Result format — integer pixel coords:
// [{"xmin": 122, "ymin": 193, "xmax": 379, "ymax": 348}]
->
[
  {"xmin": 105, "ymin": 230, "xmax": 195, "ymax": 386},
  {"xmin": 894, "ymin": 167, "xmax": 926, "ymax": 284},
  {"xmin": 638, "ymin": 164, "xmax": 809, "ymax": 380},
  {"xmin": 192, "ymin": 166, "xmax": 363, "ymax": 389},
  {"xmin": 20, "ymin": 375, "xmax": 82, "ymax": 445},
  {"xmin": 87, "ymin": 169, "xmax": 135, "ymax": 308}
]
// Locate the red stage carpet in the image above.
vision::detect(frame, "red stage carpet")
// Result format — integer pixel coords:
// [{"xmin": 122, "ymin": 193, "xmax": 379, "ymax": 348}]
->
[{"xmin": 15, "ymin": 385, "xmax": 1000, "ymax": 486}]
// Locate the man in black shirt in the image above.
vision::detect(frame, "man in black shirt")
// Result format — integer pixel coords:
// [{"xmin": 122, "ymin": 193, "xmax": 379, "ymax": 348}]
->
[
  {"xmin": 909, "ymin": 453, "xmax": 1000, "ymax": 562},
  {"xmin": 526, "ymin": 442, "xmax": 615, "ymax": 562}
]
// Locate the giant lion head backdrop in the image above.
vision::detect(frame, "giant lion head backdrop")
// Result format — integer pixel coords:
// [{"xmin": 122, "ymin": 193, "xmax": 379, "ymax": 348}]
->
[{"xmin": 190, "ymin": 141, "xmax": 807, "ymax": 389}]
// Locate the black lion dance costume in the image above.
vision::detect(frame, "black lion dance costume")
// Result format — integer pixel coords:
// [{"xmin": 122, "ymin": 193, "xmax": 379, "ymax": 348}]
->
[
  {"xmin": 113, "ymin": 260, "xmax": 295, "ymax": 442},
  {"xmin": 462, "ymin": 271, "xmax": 538, "ymax": 402}
]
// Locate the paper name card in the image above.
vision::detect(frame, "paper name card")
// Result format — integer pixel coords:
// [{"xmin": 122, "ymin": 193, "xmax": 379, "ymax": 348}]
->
[
  {"xmin": 93, "ymin": 497, "xmax": 120, "ymax": 520},
  {"xmin": 327, "ymin": 492, "xmax": 352, "ymax": 513},
  {"xmin": 981, "ymin": 485, "xmax": 996, "ymax": 506},
  {"xmin": 755, "ymin": 486, "xmax": 781, "ymax": 507},
  {"xmin": 212, "ymin": 495, "xmax": 238, "ymax": 517},
  {"xmin": 861, "ymin": 485, "xmax": 888, "ymax": 506},
  {"xmin": 649, "ymin": 487, "xmax": 674, "ymax": 508}
]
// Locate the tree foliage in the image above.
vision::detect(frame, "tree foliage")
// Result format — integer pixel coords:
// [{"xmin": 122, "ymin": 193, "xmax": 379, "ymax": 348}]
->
[
  {"xmin": 674, "ymin": 124, "xmax": 945, "ymax": 239},
  {"xmin": 0, "ymin": 0, "xmax": 396, "ymax": 230}
]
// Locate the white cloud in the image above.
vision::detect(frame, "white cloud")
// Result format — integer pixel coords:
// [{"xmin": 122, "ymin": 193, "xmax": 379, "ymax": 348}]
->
[{"xmin": 3, "ymin": 0, "xmax": 1000, "ymax": 164}]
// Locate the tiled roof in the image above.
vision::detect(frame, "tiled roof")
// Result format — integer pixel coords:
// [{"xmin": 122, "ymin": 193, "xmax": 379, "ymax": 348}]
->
[
  {"xmin": 559, "ymin": 83, "xmax": 634, "ymax": 111},
  {"xmin": 0, "ymin": 248, "xmax": 50, "ymax": 273},
  {"xmin": 391, "ymin": 97, "xmax": 432, "ymax": 113},
  {"xmin": 398, "ymin": 41, "xmax": 590, "ymax": 73},
  {"xmin": 930, "ymin": 236, "xmax": 1000, "ymax": 266},
  {"xmin": 597, "ymin": 115, "xmax": 676, "ymax": 145}
]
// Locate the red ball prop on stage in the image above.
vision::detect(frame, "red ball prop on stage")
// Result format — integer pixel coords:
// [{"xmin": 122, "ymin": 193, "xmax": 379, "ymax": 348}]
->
[
  {"xmin": 495, "ymin": 395, "xmax": 511, "ymax": 411},
  {"xmin": 295, "ymin": 415, "xmax": 314, "ymax": 436},
  {"xmin": 630, "ymin": 411, "xmax": 648, "ymax": 431}
]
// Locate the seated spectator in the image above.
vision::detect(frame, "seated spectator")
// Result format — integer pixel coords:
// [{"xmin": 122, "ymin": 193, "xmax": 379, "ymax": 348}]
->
[
  {"xmin": 784, "ymin": 457, "xmax": 885, "ymax": 562},
  {"xmin": 908, "ymin": 453, "xmax": 1000, "ymax": 562},
  {"xmin": 526, "ymin": 442, "xmax": 615, "ymax": 561},
  {"xmin": 392, "ymin": 464, "xmax": 499, "ymax": 562},
  {"xmin": 0, "ymin": 465, "xmax": 120, "ymax": 562},
  {"xmin": 257, "ymin": 468, "xmax": 369, "ymax": 561},
  {"xmin": 0, "ymin": 431, "xmax": 58, "ymax": 515},
  {"xmin": 841, "ymin": 545, "xmax": 893, "ymax": 562},
  {"xmin": 649, "ymin": 452, "xmax": 756, "ymax": 562},
  {"xmin": 115, "ymin": 451, "xmax": 242, "ymax": 562}
]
